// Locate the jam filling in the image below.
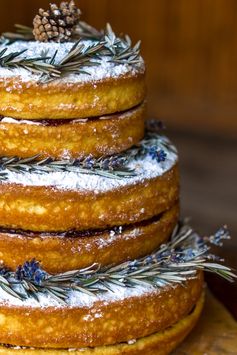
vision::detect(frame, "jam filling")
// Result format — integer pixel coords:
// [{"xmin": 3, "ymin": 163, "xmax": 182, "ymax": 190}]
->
[
  {"xmin": 0, "ymin": 103, "xmax": 142, "ymax": 127},
  {"xmin": 0, "ymin": 210, "xmax": 168, "ymax": 238}
]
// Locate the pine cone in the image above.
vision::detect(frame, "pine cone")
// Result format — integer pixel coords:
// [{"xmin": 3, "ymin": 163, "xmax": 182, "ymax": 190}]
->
[{"xmin": 33, "ymin": 1, "xmax": 81, "ymax": 42}]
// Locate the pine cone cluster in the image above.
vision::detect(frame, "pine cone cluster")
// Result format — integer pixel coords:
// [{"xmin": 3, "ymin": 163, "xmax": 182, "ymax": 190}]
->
[{"xmin": 33, "ymin": 1, "xmax": 81, "ymax": 42}]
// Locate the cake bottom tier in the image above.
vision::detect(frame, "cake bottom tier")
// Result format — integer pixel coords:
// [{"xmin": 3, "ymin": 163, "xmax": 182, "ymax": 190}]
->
[
  {"xmin": 0, "ymin": 273, "xmax": 203, "ymax": 349},
  {"xmin": 0, "ymin": 292, "xmax": 204, "ymax": 355}
]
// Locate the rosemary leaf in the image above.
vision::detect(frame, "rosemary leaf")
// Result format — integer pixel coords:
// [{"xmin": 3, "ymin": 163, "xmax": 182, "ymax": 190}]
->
[
  {"xmin": 0, "ymin": 132, "xmax": 174, "ymax": 181},
  {"xmin": 0, "ymin": 22, "xmax": 143, "ymax": 82},
  {"xmin": 0, "ymin": 222, "xmax": 234, "ymax": 304},
  {"xmin": 2, "ymin": 24, "xmax": 34, "ymax": 41}
]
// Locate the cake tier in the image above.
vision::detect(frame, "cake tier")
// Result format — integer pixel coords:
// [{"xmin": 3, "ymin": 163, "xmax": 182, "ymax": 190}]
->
[
  {"xmin": 0, "ymin": 135, "xmax": 178, "ymax": 231},
  {"xmin": 0, "ymin": 292, "xmax": 204, "ymax": 354},
  {"xmin": 0, "ymin": 165, "xmax": 178, "ymax": 231},
  {"xmin": 0, "ymin": 273, "xmax": 203, "ymax": 348},
  {"xmin": 0, "ymin": 42, "xmax": 146, "ymax": 119},
  {"xmin": 0, "ymin": 204, "xmax": 178, "ymax": 273},
  {"xmin": 0, "ymin": 104, "xmax": 145, "ymax": 159}
]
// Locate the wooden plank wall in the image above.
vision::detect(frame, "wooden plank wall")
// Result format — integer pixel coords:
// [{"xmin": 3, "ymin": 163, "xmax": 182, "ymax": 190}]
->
[{"xmin": 0, "ymin": 0, "xmax": 237, "ymax": 136}]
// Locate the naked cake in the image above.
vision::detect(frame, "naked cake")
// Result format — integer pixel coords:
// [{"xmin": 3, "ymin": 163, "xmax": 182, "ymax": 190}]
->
[{"xmin": 0, "ymin": 1, "xmax": 234, "ymax": 354}]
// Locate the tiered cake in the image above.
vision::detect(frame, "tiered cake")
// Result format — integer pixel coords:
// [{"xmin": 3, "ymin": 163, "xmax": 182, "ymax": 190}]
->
[{"xmin": 0, "ymin": 2, "xmax": 233, "ymax": 354}]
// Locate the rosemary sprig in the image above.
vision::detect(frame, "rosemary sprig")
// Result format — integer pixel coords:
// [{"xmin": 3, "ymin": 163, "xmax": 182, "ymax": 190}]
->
[
  {"xmin": 39, "ymin": 40, "xmax": 106, "ymax": 82},
  {"xmin": 103, "ymin": 24, "xmax": 142, "ymax": 65},
  {"xmin": 0, "ymin": 132, "xmax": 173, "ymax": 181},
  {"xmin": 74, "ymin": 21, "xmax": 104, "ymax": 40},
  {"xmin": 57, "ymin": 40, "xmax": 104, "ymax": 75},
  {"xmin": 0, "ymin": 48, "xmax": 59, "ymax": 76},
  {"xmin": 0, "ymin": 155, "xmax": 135, "ymax": 180},
  {"xmin": 1, "ymin": 22, "xmax": 104, "ymax": 43},
  {"xmin": 0, "ymin": 223, "xmax": 234, "ymax": 304},
  {"xmin": 0, "ymin": 23, "xmax": 143, "ymax": 82},
  {"xmin": 1, "ymin": 24, "xmax": 34, "ymax": 42}
]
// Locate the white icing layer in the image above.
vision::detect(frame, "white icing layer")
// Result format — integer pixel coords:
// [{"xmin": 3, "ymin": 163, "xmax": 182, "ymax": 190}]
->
[
  {"xmin": 0, "ymin": 41, "xmax": 145, "ymax": 83},
  {"xmin": 0, "ymin": 136, "xmax": 178, "ymax": 193},
  {"xmin": 0, "ymin": 281, "xmax": 160, "ymax": 309},
  {"xmin": 0, "ymin": 117, "xmax": 41, "ymax": 125}
]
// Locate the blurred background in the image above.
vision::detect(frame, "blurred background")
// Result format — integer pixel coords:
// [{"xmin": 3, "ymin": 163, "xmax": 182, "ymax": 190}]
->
[{"xmin": 0, "ymin": 0, "xmax": 237, "ymax": 314}]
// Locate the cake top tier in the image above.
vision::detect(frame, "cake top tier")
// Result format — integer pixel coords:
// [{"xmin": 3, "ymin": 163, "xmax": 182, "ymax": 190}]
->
[
  {"xmin": 0, "ymin": 1, "xmax": 145, "ymax": 84},
  {"xmin": 0, "ymin": 3, "xmax": 146, "ymax": 119},
  {"xmin": 0, "ymin": 39, "xmax": 145, "ymax": 84}
]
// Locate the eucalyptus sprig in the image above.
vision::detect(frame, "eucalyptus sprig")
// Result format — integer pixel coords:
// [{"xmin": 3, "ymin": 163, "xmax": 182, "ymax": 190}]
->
[
  {"xmin": 0, "ymin": 223, "xmax": 235, "ymax": 305},
  {"xmin": 0, "ymin": 132, "xmax": 173, "ymax": 181}
]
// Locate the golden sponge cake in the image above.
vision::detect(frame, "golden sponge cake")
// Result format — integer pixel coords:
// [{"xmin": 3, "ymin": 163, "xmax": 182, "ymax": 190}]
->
[
  {"xmin": 0, "ymin": 41, "xmax": 146, "ymax": 120},
  {"xmin": 0, "ymin": 274, "xmax": 203, "ymax": 349},
  {"xmin": 0, "ymin": 134, "xmax": 178, "ymax": 231},
  {"xmin": 0, "ymin": 104, "xmax": 145, "ymax": 159},
  {"xmin": 0, "ymin": 203, "xmax": 178, "ymax": 273},
  {"xmin": 0, "ymin": 292, "xmax": 204, "ymax": 355}
]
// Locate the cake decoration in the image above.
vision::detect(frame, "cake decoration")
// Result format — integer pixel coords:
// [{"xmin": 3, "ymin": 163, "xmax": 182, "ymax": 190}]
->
[
  {"xmin": 0, "ymin": 21, "xmax": 143, "ymax": 83},
  {"xmin": 0, "ymin": 13, "xmax": 146, "ymax": 119},
  {"xmin": 0, "ymin": 222, "xmax": 234, "ymax": 306},
  {"xmin": 0, "ymin": 130, "xmax": 174, "ymax": 182},
  {"xmin": 0, "ymin": 2, "xmax": 234, "ymax": 353},
  {"xmin": 33, "ymin": 1, "xmax": 81, "ymax": 42}
]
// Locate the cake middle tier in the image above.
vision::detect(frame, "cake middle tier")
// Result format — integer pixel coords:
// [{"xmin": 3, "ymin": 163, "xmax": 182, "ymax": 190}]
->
[
  {"xmin": 0, "ymin": 135, "xmax": 178, "ymax": 231},
  {"xmin": 0, "ymin": 204, "xmax": 178, "ymax": 273},
  {"xmin": 0, "ymin": 103, "xmax": 145, "ymax": 159}
]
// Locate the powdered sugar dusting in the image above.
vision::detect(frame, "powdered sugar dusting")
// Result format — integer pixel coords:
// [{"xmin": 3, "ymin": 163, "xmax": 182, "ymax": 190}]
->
[
  {"xmin": 0, "ymin": 136, "xmax": 178, "ymax": 192},
  {"xmin": 0, "ymin": 41, "xmax": 145, "ymax": 84},
  {"xmin": 0, "ymin": 281, "xmax": 160, "ymax": 309}
]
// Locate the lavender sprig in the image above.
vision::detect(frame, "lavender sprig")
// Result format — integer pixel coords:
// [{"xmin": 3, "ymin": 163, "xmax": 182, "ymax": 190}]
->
[
  {"xmin": 0, "ymin": 223, "xmax": 235, "ymax": 305},
  {"xmin": 0, "ymin": 131, "xmax": 173, "ymax": 181},
  {"xmin": 0, "ymin": 154, "xmax": 135, "ymax": 180}
]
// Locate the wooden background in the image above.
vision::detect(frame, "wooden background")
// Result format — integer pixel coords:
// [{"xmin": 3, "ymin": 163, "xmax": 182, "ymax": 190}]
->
[
  {"xmin": 0, "ymin": 0, "xmax": 237, "ymax": 315},
  {"xmin": 1, "ymin": 0, "xmax": 237, "ymax": 135}
]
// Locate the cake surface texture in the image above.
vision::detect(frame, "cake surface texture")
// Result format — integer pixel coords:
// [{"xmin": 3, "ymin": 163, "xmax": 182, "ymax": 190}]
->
[
  {"xmin": 0, "ymin": 103, "xmax": 146, "ymax": 159},
  {"xmin": 0, "ymin": 2, "xmax": 233, "ymax": 354},
  {"xmin": 0, "ymin": 292, "xmax": 205, "ymax": 354},
  {"xmin": 0, "ymin": 40, "xmax": 146, "ymax": 119},
  {"xmin": 0, "ymin": 203, "xmax": 179, "ymax": 273},
  {"xmin": 0, "ymin": 134, "xmax": 179, "ymax": 231},
  {"xmin": 0, "ymin": 275, "xmax": 203, "ymax": 348}
]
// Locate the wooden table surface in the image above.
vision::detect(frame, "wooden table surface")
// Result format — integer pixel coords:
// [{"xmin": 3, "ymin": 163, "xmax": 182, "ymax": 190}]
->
[
  {"xmin": 168, "ymin": 128, "xmax": 237, "ymax": 319},
  {"xmin": 173, "ymin": 290, "xmax": 237, "ymax": 354}
]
